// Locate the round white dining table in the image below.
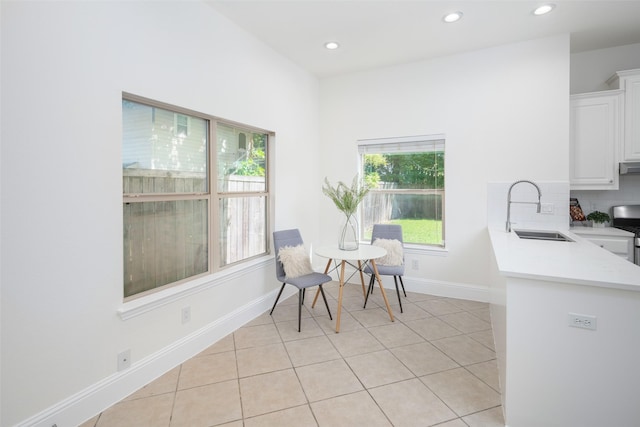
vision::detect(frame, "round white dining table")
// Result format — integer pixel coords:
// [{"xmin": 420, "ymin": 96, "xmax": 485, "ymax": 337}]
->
[{"xmin": 313, "ymin": 245, "xmax": 395, "ymax": 333}]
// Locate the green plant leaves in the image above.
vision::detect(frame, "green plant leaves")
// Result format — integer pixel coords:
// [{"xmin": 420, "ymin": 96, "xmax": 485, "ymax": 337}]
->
[{"xmin": 322, "ymin": 176, "xmax": 369, "ymax": 216}]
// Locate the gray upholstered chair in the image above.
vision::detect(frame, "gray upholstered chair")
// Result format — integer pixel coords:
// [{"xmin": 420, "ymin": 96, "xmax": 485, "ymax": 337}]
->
[
  {"xmin": 271, "ymin": 229, "xmax": 333, "ymax": 331},
  {"xmin": 363, "ymin": 224, "xmax": 407, "ymax": 312}
]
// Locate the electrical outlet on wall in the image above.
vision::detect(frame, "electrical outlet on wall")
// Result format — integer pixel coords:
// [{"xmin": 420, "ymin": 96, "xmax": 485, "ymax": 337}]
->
[
  {"xmin": 182, "ymin": 306, "xmax": 191, "ymax": 324},
  {"xmin": 117, "ymin": 349, "xmax": 131, "ymax": 371},
  {"xmin": 541, "ymin": 203, "xmax": 554, "ymax": 214},
  {"xmin": 568, "ymin": 313, "xmax": 597, "ymax": 330}
]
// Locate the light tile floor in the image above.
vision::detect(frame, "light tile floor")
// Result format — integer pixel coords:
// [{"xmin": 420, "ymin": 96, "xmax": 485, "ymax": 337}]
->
[{"xmin": 81, "ymin": 281, "xmax": 504, "ymax": 427}]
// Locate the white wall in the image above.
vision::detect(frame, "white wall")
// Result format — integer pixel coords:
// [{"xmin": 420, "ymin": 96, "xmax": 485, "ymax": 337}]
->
[
  {"xmin": 570, "ymin": 42, "xmax": 640, "ymax": 94},
  {"xmin": 319, "ymin": 35, "xmax": 570, "ymax": 297},
  {"xmin": 0, "ymin": 2, "xmax": 321, "ymax": 425}
]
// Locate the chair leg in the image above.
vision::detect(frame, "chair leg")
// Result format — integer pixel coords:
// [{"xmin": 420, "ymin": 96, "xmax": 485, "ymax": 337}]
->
[
  {"xmin": 364, "ymin": 274, "xmax": 375, "ymax": 309},
  {"xmin": 393, "ymin": 276, "xmax": 403, "ymax": 313},
  {"xmin": 319, "ymin": 284, "xmax": 332, "ymax": 320},
  {"xmin": 399, "ymin": 275, "xmax": 407, "ymax": 297},
  {"xmin": 302, "ymin": 288, "xmax": 306, "ymax": 305},
  {"xmin": 298, "ymin": 289, "xmax": 303, "ymax": 332},
  {"xmin": 270, "ymin": 283, "xmax": 286, "ymax": 316}
]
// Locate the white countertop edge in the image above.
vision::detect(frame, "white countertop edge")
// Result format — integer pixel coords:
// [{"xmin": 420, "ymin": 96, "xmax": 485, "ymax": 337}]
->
[
  {"xmin": 497, "ymin": 269, "xmax": 640, "ymax": 292},
  {"xmin": 488, "ymin": 227, "xmax": 640, "ymax": 292}
]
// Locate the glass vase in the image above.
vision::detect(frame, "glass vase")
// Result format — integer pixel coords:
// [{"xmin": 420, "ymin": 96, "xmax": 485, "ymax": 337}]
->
[{"xmin": 339, "ymin": 214, "xmax": 359, "ymax": 250}]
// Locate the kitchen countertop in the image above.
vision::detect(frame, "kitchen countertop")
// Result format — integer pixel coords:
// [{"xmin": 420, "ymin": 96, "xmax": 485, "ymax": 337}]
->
[
  {"xmin": 488, "ymin": 227, "xmax": 640, "ymax": 291},
  {"xmin": 569, "ymin": 225, "xmax": 634, "ymax": 237}
]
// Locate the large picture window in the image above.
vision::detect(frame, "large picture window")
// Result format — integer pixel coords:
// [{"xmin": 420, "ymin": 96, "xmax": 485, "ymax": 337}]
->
[
  {"xmin": 122, "ymin": 94, "xmax": 271, "ymax": 299},
  {"xmin": 359, "ymin": 135, "xmax": 445, "ymax": 247}
]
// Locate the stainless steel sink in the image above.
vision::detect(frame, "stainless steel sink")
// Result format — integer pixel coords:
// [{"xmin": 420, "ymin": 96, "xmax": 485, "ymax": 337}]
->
[{"xmin": 514, "ymin": 230, "xmax": 574, "ymax": 242}]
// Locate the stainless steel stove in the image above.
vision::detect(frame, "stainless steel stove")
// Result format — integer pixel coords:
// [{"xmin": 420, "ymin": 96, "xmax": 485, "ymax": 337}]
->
[{"xmin": 611, "ymin": 205, "xmax": 640, "ymax": 265}]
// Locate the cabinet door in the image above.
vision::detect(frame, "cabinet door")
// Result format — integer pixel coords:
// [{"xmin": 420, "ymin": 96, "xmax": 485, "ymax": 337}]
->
[
  {"xmin": 621, "ymin": 72, "xmax": 640, "ymax": 160},
  {"xmin": 572, "ymin": 229, "xmax": 634, "ymax": 261},
  {"xmin": 584, "ymin": 237, "xmax": 633, "ymax": 261},
  {"xmin": 570, "ymin": 91, "xmax": 623, "ymax": 190}
]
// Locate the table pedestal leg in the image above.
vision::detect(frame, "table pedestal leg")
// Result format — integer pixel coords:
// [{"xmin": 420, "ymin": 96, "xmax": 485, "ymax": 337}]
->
[{"xmin": 371, "ymin": 259, "xmax": 395, "ymax": 322}]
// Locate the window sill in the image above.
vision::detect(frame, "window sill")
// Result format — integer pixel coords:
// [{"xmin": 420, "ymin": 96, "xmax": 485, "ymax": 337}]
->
[
  {"xmin": 404, "ymin": 244, "xmax": 448, "ymax": 256},
  {"xmin": 117, "ymin": 255, "xmax": 273, "ymax": 320}
]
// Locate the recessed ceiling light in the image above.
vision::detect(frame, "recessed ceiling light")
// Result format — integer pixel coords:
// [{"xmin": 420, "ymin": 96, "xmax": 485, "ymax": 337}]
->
[
  {"xmin": 533, "ymin": 4, "xmax": 555, "ymax": 15},
  {"xmin": 443, "ymin": 11, "xmax": 463, "ymax": 23},
  {"xmin": 324, "ymin": 41, "xmax": 340, "ymax": 50}
]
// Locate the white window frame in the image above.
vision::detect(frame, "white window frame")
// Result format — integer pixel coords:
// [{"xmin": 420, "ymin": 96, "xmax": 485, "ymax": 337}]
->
[
  {"xmin": 122, "ymin": 92, "xmax": 274, "ymax": 301},
  {"xmin": 358, "ymin": 134, "xmax": 446, "ymax": 249}
]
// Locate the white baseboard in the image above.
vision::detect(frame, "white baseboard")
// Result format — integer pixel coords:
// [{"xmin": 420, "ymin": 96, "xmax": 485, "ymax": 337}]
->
[
  {"xmin": 16, "ymin": 286, "xmax": 297, "ymax": 427},
  {"xmin": 403, "ymin": 276, "xmax": 489, "ymax": 303},
  {"xmin": 346, "ymin": 274, "xmax": 489, "ymax": 303}
]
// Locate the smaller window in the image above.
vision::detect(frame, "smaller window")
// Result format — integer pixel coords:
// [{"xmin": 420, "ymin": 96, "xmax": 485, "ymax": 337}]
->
[
  {"xmin": 175, "ymin": 114, "xmax": 189, "ymax": 137},
  {"xmin": 359, "ymin": 135, "xmax": 445, "ymax": 247}
]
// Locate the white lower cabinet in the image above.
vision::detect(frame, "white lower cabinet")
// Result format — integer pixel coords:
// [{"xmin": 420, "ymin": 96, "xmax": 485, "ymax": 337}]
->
[
  {"xmin": 570, "ymin": 90, "xmax": 623, "ymax": 190},
  {"xmin": 572, "ymin": 227, "xmax": 634, "ymax": 261}
]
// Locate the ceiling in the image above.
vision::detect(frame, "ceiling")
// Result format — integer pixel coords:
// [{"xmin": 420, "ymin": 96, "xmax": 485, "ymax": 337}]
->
[{"xmin": 206, "ymin": 0, "xmax": 640, "ymax": 78}]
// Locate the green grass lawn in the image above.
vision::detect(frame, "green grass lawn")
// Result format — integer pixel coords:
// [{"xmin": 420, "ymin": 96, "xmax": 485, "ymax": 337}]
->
[{"xmin": 364, "ymin": 219, "xmax": 443, "ymax": 245}]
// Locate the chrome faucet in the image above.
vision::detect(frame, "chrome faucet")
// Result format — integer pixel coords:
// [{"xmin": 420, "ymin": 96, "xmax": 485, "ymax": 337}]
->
[{"xmin": 506, "ymin": 180, "xmax": 542, "ymax": 232}]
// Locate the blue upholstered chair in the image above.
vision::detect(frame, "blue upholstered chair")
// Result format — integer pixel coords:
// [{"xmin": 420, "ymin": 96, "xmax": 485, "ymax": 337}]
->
[
  {"xmin": 363, "ymin": 224, "xmax": 407, "ymax": 312},
  {"xmin": 271, "ymin": 229, "xmax": 333, "ymax": 331}
]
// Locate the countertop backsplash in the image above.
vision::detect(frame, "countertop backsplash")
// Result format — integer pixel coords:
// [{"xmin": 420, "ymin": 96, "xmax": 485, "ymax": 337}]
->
[
  {"xmin": 571, "ymin": 174, "xmax": 640, "ymax": 219},
  {"xmin": 487, "ymin": 181, "xmax": 570, "ymax": 231}
]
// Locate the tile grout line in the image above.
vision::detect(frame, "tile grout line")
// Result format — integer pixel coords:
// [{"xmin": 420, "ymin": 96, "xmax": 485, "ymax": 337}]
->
[
  {"xmin": 232, "ymin": 330, "xmax": 247, "ymax": 426},
  {"xmin": 91, "ymin": 290, "xmax": 502, "ymax": 426}
]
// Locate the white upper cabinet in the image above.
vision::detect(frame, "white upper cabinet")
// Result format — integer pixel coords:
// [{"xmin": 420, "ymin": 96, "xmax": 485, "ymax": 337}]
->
[
  {"xmin": 608, "ymin": 69, "xmax": 640, "ymax": 161},
  {"xmin": 570, "ymin": 90, "xmax": 623, "ymax": 190}
]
